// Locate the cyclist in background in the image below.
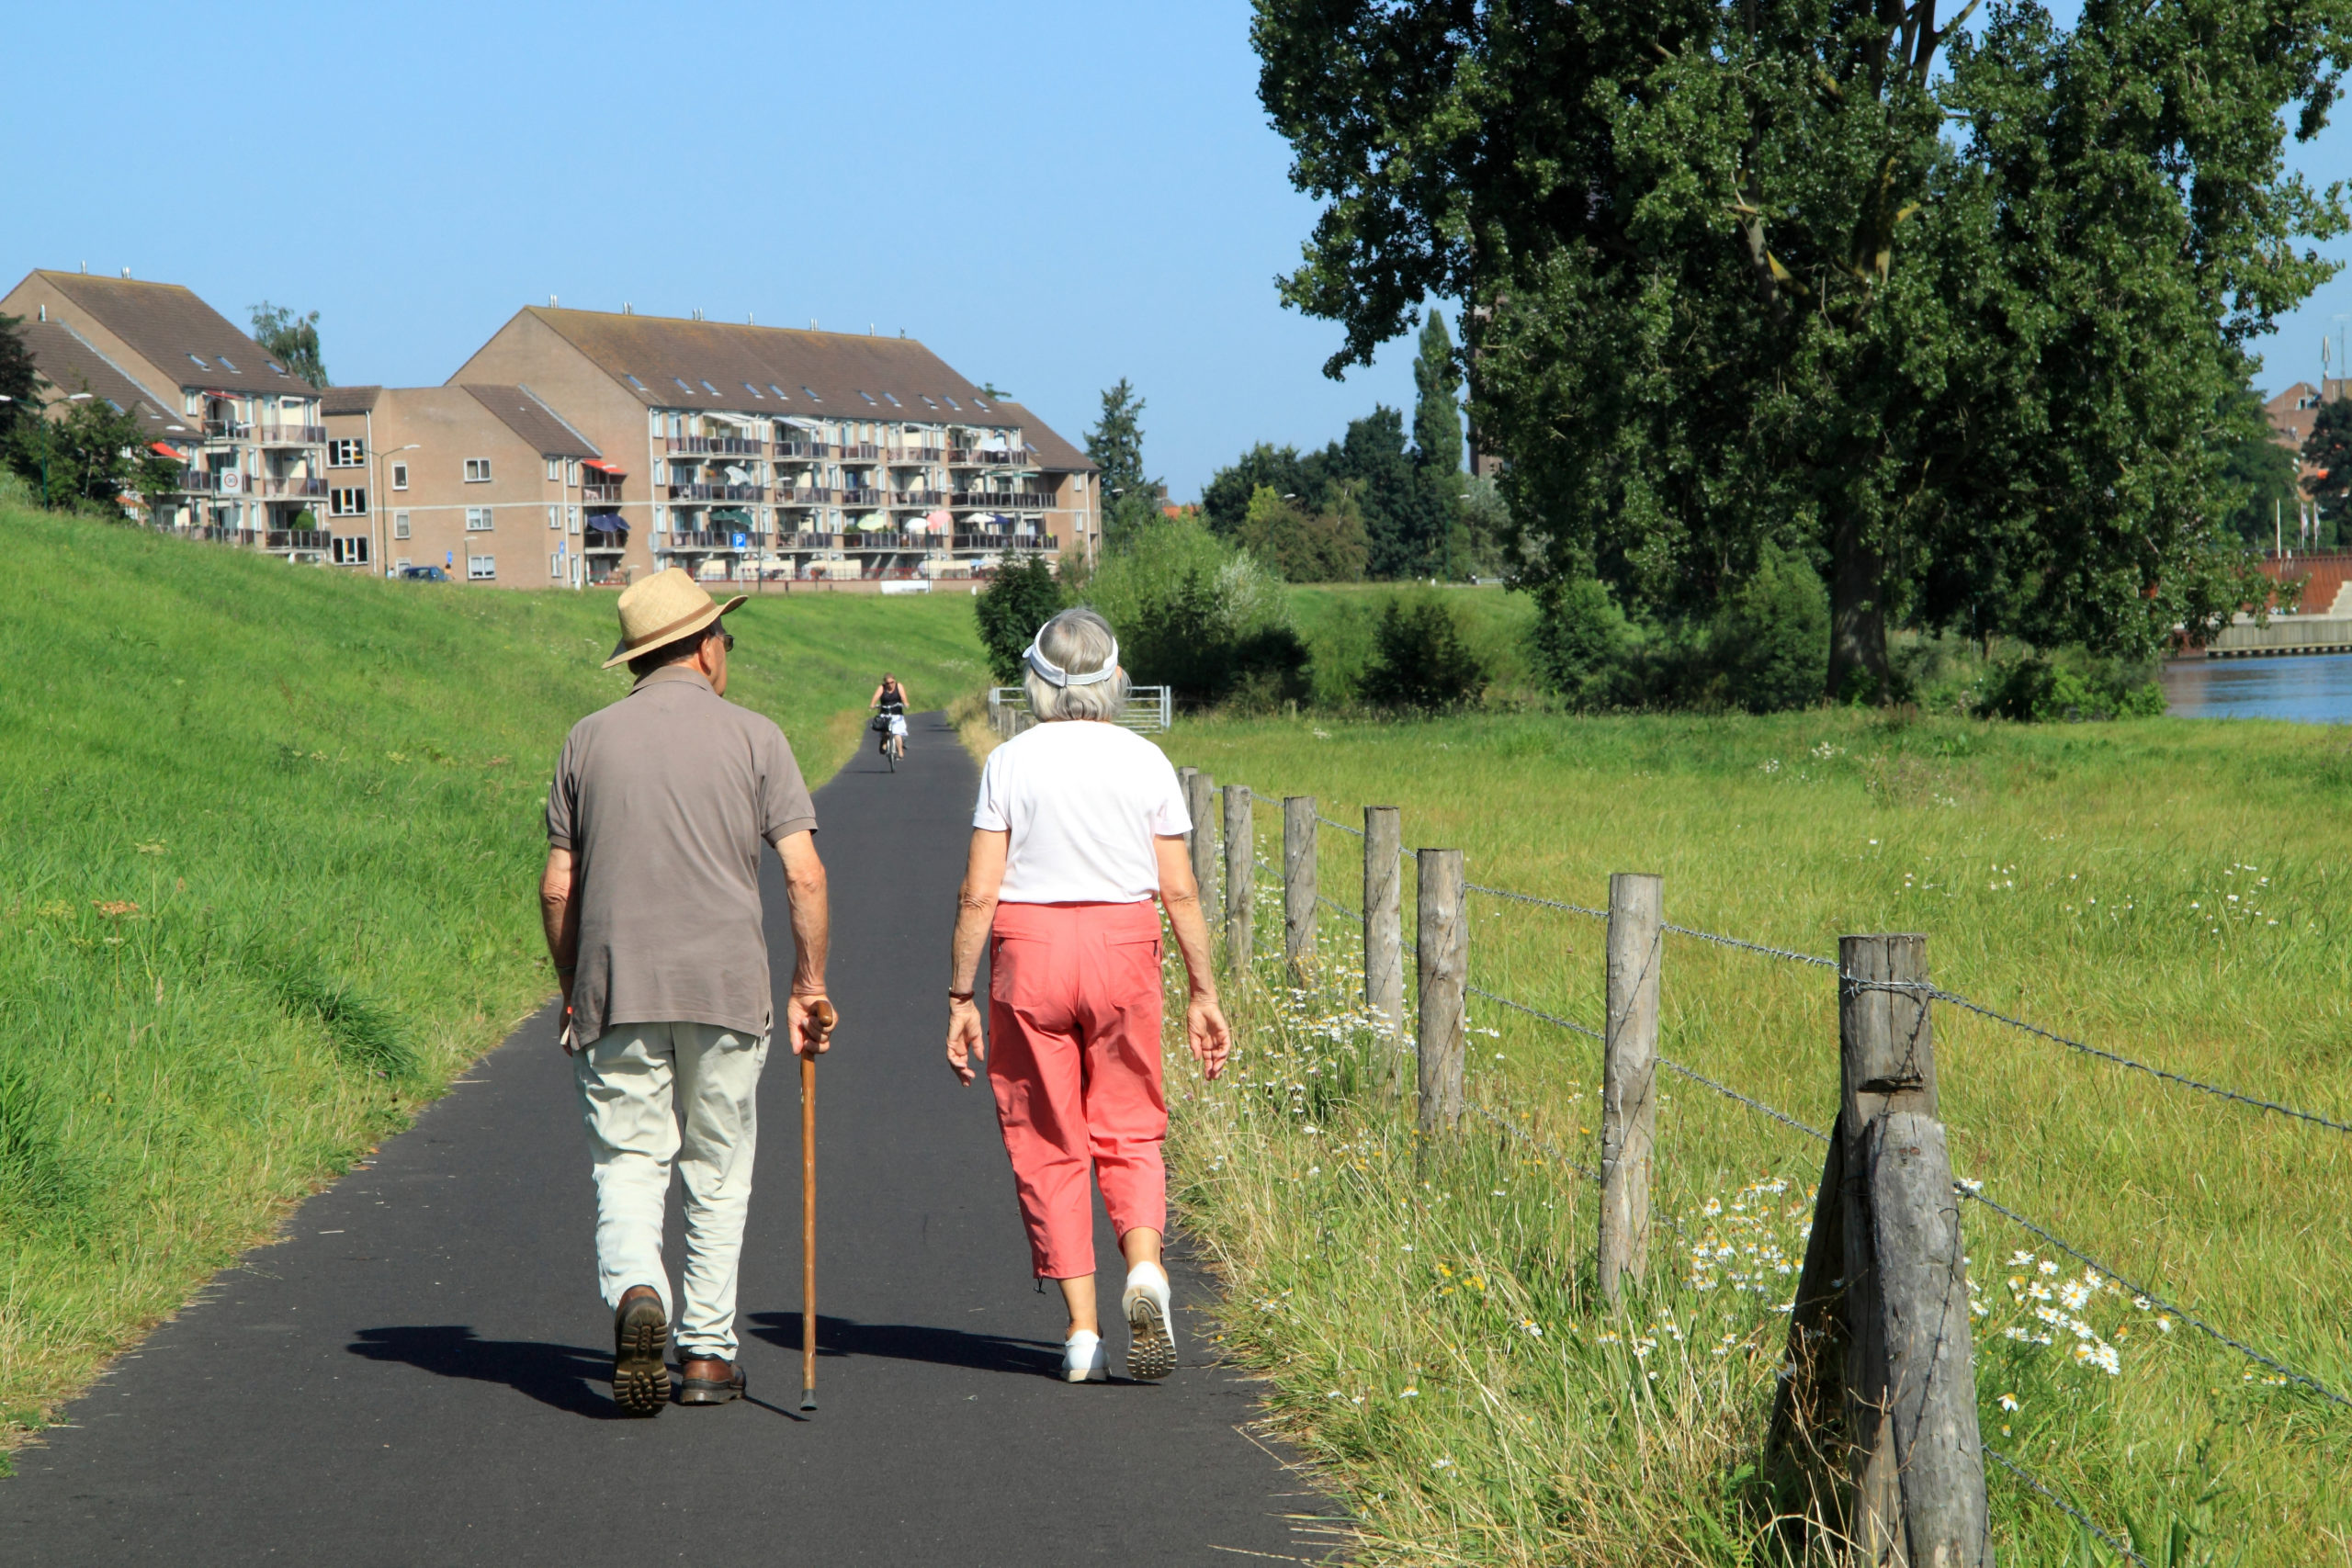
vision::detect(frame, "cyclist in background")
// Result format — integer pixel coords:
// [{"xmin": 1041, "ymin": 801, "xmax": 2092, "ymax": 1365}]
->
[{"xmin": 870, "ymin": 673, "xmax": 910, "ymax": 763}]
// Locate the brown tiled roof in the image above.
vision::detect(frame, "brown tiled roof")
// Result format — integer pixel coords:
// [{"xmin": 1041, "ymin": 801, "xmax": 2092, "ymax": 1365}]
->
[
  {"xmin": 514, "ymin": 307, "xmax": 1030, "ymax": 426},
  {"xmin": 463, "ymin": 384, "xmax": 600, "ymax": 457},
  {"xmin": 31, "ymin": 271, "xmax": 322, "ymax": 396},
  {"xmin": 992, "ymin": 400, "xmax": 1094, "ymax": 473},
  {"xmin": 322, "ymin": 385, "xmax": 382, "ymax": 416},
  {"xmin": 17, "ymin": 320, "xmax": 199, "ymax": 443}
]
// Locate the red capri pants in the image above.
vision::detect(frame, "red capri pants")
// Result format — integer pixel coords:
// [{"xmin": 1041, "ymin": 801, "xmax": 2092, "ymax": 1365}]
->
[{"xmin": 987, "ymin": 899, "xmax": 1168, "ymax": 1280}]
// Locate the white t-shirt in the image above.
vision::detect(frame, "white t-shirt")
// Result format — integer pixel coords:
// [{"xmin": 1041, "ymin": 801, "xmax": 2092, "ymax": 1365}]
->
[{"xmin": 973, "ymin": 720, "xmax": 1192, "ymax": 904}]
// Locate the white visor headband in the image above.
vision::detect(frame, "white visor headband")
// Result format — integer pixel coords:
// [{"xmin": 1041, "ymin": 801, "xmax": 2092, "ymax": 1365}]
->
[{"xmin": 1024, "ymin": 632, "xmax": 1119, "ymax": 687}]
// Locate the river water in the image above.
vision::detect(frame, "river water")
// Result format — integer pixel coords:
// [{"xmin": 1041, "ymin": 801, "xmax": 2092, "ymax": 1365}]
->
[{"xmin": 2160, "ymin": 654, "xmax": 2352, "ymax": 724}]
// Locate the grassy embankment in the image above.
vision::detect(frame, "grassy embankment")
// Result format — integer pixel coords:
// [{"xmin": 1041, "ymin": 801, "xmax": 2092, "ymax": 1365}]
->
[
  {"xmin": 1284, "ymin": 582, "xmax": 1542, "ymax": 707},
  {"xmin": 1155, "ymin": 708, "xmax": 2350, "ymax": 1566},
  {"xmin": 0, "ymin": 502, "xmax": 988, "ymax": 1460}
]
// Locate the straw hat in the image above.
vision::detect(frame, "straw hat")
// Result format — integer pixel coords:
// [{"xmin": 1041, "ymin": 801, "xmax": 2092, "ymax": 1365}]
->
[{"xmin": 603, "ymin": 568, "xmax": 746, "ymax": 670}]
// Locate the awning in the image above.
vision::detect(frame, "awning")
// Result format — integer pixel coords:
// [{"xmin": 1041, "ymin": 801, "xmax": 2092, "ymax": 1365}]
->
[
  {"xmin": 149, "ymin": 442, "xmax": 186, "ymax": 459},
  {"xmin": 584, "ymin": 512, "xmax": 628, "ymax": 534},
  {"xmin": 582, "ymin": 458, "xmax": 626, "ymax": 475},
  {"xmin": 855, "ymin": 516, "xmax": 890, "ymax": 532}
]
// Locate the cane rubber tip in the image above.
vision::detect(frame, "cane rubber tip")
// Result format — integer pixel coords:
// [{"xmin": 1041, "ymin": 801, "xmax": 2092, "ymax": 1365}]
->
[{"xmin": 799, "ymin": 1393, "xmax": 818, "ymax": 1412}]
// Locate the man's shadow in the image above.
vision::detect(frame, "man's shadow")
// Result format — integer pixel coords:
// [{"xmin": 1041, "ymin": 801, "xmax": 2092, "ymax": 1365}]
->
[
  {"xmin": 746, "ymin": 1313, "xmax": 1059, "ymax": 1379},
  {"xmin": 345, "ymin": 1326, "xmax": 624, "ymax": 1420}
]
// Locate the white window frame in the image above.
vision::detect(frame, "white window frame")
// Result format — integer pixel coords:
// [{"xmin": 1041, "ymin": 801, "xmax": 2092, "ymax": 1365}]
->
[
  {"xmin": 328, "ymin": 487, "xmax": 368, "ymax": 517},
  {"xmin": 549, "ymin": 551, "xmax": 565, "ymax": 580},
  {"xmin": 465, "ymin": 507, "xmax": 494, "ymax": 532},
  {"xmin": 464, "ymin": 457, "xmax": 492, "ymax": 483},
  {"xmin": 548, "ymin": 504, "xmax": 560, "ymax": 531},
  {"xmin": 390, "ymin": 462, "xmax": 409, "ymax": 491},
  {"xmin": 545, "ymin": 457, "xmax": 560, "ymax": 482},
  {"xmin": 392, "ymin": 512, "xmax": 411, "ymax": 540},
  {"xmin": 327, "ymin": 438, "xmax": 366, "ymax": 468},
  {"xmin": 566, "ymin": 459, "xmax": 581, "ymax": 487},
  {"xmin": 568, "ymin": 505, "xmax": 581, "ymax": 535},
  {"xmin": 467, "ymin": 554, "xmax": 497, "ymax": 581}
]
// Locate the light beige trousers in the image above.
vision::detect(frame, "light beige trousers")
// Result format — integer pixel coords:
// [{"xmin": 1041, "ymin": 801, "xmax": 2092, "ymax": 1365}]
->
[{"xmin": 572, "ymin": 1021, "xmax": 768, "ymax": 1359}]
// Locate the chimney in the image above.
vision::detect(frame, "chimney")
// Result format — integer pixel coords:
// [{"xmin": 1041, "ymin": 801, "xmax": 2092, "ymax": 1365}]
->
[{"xmin": 121, "ymin": 266, "xmax": 131, "ymax": 278}]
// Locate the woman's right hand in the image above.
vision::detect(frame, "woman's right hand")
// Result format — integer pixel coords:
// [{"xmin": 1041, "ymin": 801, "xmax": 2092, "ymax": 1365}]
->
[{"xmin": 945, "ymin": 997, "xmax": 986, "ymax": 1086}]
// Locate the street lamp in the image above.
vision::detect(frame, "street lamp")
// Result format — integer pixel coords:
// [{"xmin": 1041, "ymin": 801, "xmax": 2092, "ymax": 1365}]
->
[{"xmin": 374, "ymin": 444, "xmax": 419, "ymax": 577}]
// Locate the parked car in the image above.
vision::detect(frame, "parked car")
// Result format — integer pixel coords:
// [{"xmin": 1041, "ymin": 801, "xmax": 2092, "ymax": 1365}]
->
[{"xmin": 399, "ymin": 565, "xmax": 451, "ymax": 581}]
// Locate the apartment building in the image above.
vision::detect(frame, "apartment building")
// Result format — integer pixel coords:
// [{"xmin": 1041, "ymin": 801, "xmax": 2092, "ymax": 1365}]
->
[
  {"xmin": 1, "ymin": 268, "xmax": 334, "ymax": 560},
  {"xmin": 446, "ymin": 306, "xmax": 1097, "ymax": 582},
  {"xmin": 321, "ymin": 385, "xmax": 605, "ymax": 585}
]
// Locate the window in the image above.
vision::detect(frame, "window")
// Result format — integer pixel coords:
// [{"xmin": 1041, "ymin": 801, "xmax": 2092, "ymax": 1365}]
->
[
  {"xmin": 654, "ymin": 459, "xmax": 667, "ymax": 484},
  {"xmin": 942, "ymin": 395, "xmax": 961, "ymax": 410},
  {"xmin": 669, "ymin": 413, "xmax": 683, "ymax": 437},
  {"xmin": 390, "ymin": 462, "xmax": 409, "ymax": 491},
  {"xmin": 546, "ymin": 457, "xmax": 560, "ymax": 481},
  {"xmin": 267, "ymin": 361, "xmax": 287, "ymax": 376},
  {"xmin": 625, "ymin": 374, "xmax": 647, "ymax": 391},
  {"xmin": 468, "ymin": 555, "xmax": 496, "ymax": 581},
  {"xmin": 768, "ymin": 384, "xmax": 788, "ymax": 400},
  {"xmin": 328, "ymin": 487, "xmax": 368, "ymax": 517},
  {"xmin": 882, "ymin": 392, "xmax": 901, "ymax": 407},
  {"xmin": 653, "ymin": 507, "xmax": 667, "ymax": 535},
  {"xmin": 920, "ymin": 395, "xmax": 938, "ymax": 409},
  {"xmin": 550, "ymin": 551, "xmax": 565, "ymax": 581},
  {"xmin": 972, "ymin": 398, "xmax": 992, "ymax": 412},
  {"xmin": 184, "ymin": 390, "xmax": 201, "ymax": 415},
  {"xmin": 466, "ymin": 507, "xmax": 494, "ymax": 531},
  {"xmin": 464, "ymin": 458, "xmax": 492, "ymax": 482},
  {"xmin": 328, "ymin": 438, "xmax": 366, "ymax": 467},
  {"xmin": 331, "ymin": 536, "xmax": 371, "ymax": 565},
  {"xmin": 801, "ymin": 386, "xmax": 821, "ymax": 402},
  {"xmin": 188, "ymin": 354, "xmax": 209, "ymax": 369},
  {"xmin": 216, "ymin": 356, "xmax": 238, "ymax": 374},
  {"xmin": 857, "ymin": 390, "xmax": 876, "ymax": 405},
  {"xmin": 698, "ymin": 379, "xmax": 719, "ymax": 396},
  {"xmin": 568, "ymin": 506, "xmax": 581, "ymax": 534},
  {"xmin": 548, "ymin": 505, "xmax": 560, "ymax": 531},
  {"xmin": 392, "ymin": 512, "xmax": 411, "ymax": 540},
  {"xmin": 673, "ymin": 378, "xmax": 694, "ymax": 394},
  {"xmin": 743, "ymin": 382, "xmax": 763, "ymax": 400},
  {"xmin": 649, "ymin": 409, "xmax": 664, "ymax": 434},
  {"xmin": 566, "ymin": 459, "xmax": 581, "ymax": 487}
]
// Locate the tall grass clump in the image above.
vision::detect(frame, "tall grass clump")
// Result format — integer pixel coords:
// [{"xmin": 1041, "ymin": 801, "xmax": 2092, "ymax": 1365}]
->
[
  {"xmin": 0, "ymin": 503, "xmax": 987, "ymax": 1457},
  {"xmin": 1161, "ymin": 706, "xmax": 2350, "ymax": 1566}
]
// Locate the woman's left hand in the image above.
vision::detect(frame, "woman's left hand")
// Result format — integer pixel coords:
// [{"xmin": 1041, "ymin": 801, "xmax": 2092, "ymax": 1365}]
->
[
  {"xmin": 1187, "ymin": 992, "xmax": 1231, "ymax": 1081},
  {"xmin": 945, "ymin": 997, "xmax": 986, "ymax": 1086}
]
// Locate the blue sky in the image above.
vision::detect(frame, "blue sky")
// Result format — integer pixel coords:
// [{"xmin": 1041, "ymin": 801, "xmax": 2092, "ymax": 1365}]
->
[{"xmin": 4, "ymin": 1, "xmax": 2350, "ymax": 498}]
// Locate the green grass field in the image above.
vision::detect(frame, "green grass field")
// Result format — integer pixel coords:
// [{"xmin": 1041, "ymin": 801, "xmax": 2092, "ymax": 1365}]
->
[
  {"xmin": 0, "ymin": 502, "xmax": 988, "ymax": 1456},
  {"xmin": 1158, "ymin": 708, "xmax": 2351, "ymax": 1567},
  {"xmin": 1285, "ymin": 582, "xmax": 1542, "ymax": 706}
]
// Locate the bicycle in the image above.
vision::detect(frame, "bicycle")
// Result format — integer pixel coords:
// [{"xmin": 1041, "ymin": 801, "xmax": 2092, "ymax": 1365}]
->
[{"xmin": 876, "ymin": 711, "xmax": 907, "ymax": 771}]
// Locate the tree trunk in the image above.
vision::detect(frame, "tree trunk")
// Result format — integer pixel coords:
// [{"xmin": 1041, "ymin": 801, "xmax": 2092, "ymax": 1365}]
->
[{"xmin": 1828, "ymin": 507, "xmax": 1891, "ymax": 702}]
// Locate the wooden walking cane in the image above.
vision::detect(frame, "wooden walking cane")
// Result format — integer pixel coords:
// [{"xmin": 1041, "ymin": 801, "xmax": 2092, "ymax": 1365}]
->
[{"xmin": 800, "ymin": 998, "xmax": 837, "ymax": 1413}]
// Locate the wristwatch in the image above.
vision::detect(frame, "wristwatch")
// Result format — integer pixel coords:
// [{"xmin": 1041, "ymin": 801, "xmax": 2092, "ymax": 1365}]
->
[{"xmin": 947, "ymin": 988, "xmax": 975, "ymax": 1003}]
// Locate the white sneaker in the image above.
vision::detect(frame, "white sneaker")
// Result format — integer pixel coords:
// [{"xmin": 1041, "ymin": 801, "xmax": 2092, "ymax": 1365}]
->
[
  {"xmin": 1123, "ymin": 1261, "xmax": 1175, "ymax": 1381},
  {"xmin": 1062, "ymin": 1330, "xmax": 1107, "ymax": 1383}
]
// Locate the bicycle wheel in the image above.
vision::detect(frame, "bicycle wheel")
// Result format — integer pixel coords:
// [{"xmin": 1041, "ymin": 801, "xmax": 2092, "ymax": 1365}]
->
[{"xmin": 887, "ymin": 738, "xmax": 898, "ymax": 772}]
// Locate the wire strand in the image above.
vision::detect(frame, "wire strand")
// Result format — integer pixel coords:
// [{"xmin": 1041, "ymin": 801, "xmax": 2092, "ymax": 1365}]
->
[
  {"xmin": 1984, "ymin": 1446, "xmax": 2150, "ymax": 1566},
  {"xmin": 1656, "ymin": 1058, "xmax": 1833, "ymax": 1141},
  {"xmin": 1464, "ymin": 982, "xmax": 1605, "ymax": 1042},
  {"xmin": 1315, "ymin": 812, "xmax": 1365, "ymax": 838},
  {"xmin": 1662, "ymin": 923, "xmax": 1840, "ymax": 968},
  {"xmin": 1467, "ymin": 883, "xmax": 1608, "ymax": 919},
  {"xmin": 1958, "ymin": 1187, "xmax": 2350, "ymax": 1408}
]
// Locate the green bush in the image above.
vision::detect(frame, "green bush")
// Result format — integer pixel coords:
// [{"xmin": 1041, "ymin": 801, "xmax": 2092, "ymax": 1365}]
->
[
  {"xmin": 1361, "ymin": 593, "xmax": 1490, "ymax": 710},
  {"xmin": 1978, "ymin": 653, "xmax": 2168, "ymax": 721},
  {"xmin": 1710, "ymin": 543, "xmax": 1829, "ymax": 713},
  {"xmin": 974, "ymin": 554, "xmax": 1067, "ymax": 683},
  {"xmin": 1531, "ymin": 578, "xmax": 1639, "ymax": 711},
  {"xmin": 1088, "ymin": 519, "xmax": 1306, "ymax": 706}
]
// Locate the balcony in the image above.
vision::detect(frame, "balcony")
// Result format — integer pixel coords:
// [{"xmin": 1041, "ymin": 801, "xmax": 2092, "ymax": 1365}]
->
[
  {"xmin": 892, "ymin": 490, "xmax": 948, "ymax": 507},
  {"xmin": 780, "ymin": 530, "xmax": 843, "ymax": 548},
  {"xmin": 949, "ymin": 446, "xmax": 1034, "ymax": 467},
  {"xmin": 202, "ymin": 419, "xmax": 252, "ymax": 440},
  {"xmin": 264, "ymin": 530, "xmax": 333, "ymax": 551},
  {"xmin": 667, "ymin": 435, "xmax": 764, "ymax": 457},
  {"xmin": 661, "ymin": 530, "xmax": 756, "ymax": 550},
  {"xmin": 886, "ymin": 446, "xmax": 944, "ymax": 465},
  {"xmin": 583, "ymin": 530, "xmax": 629, "ymax": 552},
  {"xmin": 839, "ymin": 442, "xmax": 879, "ymax": 460},
  {"xmin": 771, "ymin": 439, "xmax": 831, "ymax": 460},
  {"xmin": 582, "ymin": 481, "xmax": 624, "ymax": 502},
  {"xmin": 956, "ymin": 533, "xmax": 1057, "ymax": 552},
  {"xmin": 774, "ymin": 487, "xmax": 839, "ymax": 507},
  {"xmin": 666, "ymin": 483, "xmax": 768, "ymax": 502},
  {"xmin": 179, "ymin": 469, "xmax": 246, "ymax": 492},
  {"xmin": 841, "ymin": 488, "xmax": 886, "ymax": 506},
  {"xmin": 257, "ymin": 423, "xmax": 327, "ymax": 446},
  {"xmin": 952, "ymin": 491, "xmax": 1057, "ymax": 510},
  {"xmin": 251, "ymin": 475, "xmax": 329, "ymax": 498}
]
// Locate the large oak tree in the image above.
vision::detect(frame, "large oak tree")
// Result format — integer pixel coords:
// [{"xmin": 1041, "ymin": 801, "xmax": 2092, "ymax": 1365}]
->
[{"xmin": 1255, "ymin": 0, "xmax": 2348, "ymax": 694}]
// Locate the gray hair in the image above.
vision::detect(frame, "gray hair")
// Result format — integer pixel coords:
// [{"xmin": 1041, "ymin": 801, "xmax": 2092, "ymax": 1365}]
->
[{"xmin": 1023, "ymin": 606, "xmax": 1130, "ymax": 722}]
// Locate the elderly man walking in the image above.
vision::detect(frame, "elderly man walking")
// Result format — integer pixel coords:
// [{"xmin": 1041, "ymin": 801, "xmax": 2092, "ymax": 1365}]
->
[{"xmin": 538, "ymin": 569, "xmax": 833, "ymax": 1416}]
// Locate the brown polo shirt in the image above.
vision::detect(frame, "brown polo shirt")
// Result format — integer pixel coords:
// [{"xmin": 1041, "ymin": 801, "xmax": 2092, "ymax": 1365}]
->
[{"xmin": 546, "ymin": 665, "xmax": 817, "ymax": 1046}]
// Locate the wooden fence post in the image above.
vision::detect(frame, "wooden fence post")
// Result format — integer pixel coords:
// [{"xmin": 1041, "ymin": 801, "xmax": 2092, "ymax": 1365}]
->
[
  {"xmin": 1222, "ymin": 785, "xmax": 1253, "ymax": 975},
  {"xmin": 1183, "ymin": 770, "xmax": 1216, "ymax": 904},
  {"xmin": 1415, "ymin": 849, "xmax": 1465, "ymax": 1135},
  {"xmin": 1771, "ymin": 934, "xmax": 1990, "ymax": 1568},
  {"xmin": 1283, "ymin": 796, "xmax": 1317, "ymax": 979},
  {"xmin": 1363, "ymin": 806, "xmax": 1405, "ymax": 1095},
  {"xmin": 1598, "ymin": 872, "xmax": 1662, "ymax": 1306}
]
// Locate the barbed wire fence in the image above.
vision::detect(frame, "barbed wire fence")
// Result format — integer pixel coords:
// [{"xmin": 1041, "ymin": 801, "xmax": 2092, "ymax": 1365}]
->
[{"xmin": 1198, "ymin": 775, "xmax": 2347, "ymax": 1562}]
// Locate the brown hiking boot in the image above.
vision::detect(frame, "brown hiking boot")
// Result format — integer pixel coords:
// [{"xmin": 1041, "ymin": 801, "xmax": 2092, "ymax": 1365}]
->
[
  {"xmin": 612, "ymin": 1286, "xmax": 669, "ymax": 1416},
  {"xmin": 676, "ymin": 1356, "xmax": 746, "ymax": 1405}
]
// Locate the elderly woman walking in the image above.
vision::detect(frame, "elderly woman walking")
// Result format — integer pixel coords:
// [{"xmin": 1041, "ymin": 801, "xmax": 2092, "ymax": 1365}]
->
[{"xmin": 945, "ymin": 608, "xmax": 1230, "ymax": 1382}]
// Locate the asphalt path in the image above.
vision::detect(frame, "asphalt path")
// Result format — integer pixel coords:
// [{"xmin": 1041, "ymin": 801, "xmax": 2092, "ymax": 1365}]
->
[{"xmin": 4, "ymin": 710, "xmax": 1331, "ymax": 1564}]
